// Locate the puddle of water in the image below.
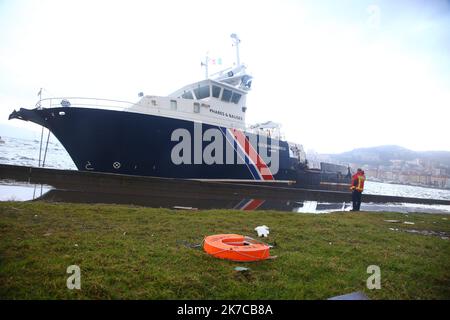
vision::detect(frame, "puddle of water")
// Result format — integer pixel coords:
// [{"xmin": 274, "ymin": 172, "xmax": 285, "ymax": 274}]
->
[
  {"xmin": 388, "ymin": 227, "xmax": 449, "ymax": 240},
  {"xmin": 361, "ymin": 202, "xmax": 450, "ymax": 214},
  {"xmin": 0, "ymin": 183, "xmax": 52, "ymax": 201},
  {"xmin": 403, "ymin": 229, "xmax": 449, "ymax": 238},
  {"xmin": 294, "ymin": 201, "xmax": 350, "ymax": 213}
]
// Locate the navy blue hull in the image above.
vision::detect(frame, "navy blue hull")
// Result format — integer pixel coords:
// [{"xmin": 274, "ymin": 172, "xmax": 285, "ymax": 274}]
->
[{"xmin": 18, "ymin": 107, "xmax": 298, "ymax": 181}]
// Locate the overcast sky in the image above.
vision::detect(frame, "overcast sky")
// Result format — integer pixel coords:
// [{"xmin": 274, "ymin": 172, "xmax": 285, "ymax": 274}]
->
[{"xmin": 1, "ymin": 0, "xmax": 449, "ymax": 153}]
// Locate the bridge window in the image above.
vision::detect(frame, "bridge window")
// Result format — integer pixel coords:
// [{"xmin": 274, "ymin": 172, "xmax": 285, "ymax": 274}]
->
[
  {"xmin": 194, "ymin": 85, "xmax": 210, "ymax": 100},
  {"xmin": 212, "ymin": 85, "xmax": 221, "ymax": 98},
  {"xmin": 182, "ymin": 91, "xmax": 194, "ymax": 99},
  {"xmin": 231, "ymin": 92, "xmax": 242, "ymax": 104},
  {"xmin": 221, "ymin": 89, "xmax": 232, "ymax": 102}
]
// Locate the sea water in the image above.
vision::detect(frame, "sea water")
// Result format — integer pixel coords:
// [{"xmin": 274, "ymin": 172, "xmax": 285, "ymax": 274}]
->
[{"xmin": 0, "ymin": 135, "xmax": 76, "ymax": 170}]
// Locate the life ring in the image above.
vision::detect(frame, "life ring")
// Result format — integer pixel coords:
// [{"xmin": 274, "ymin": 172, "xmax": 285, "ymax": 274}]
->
[{"xmin": 203, "ymin": 234, "xmax": 271, "ymax": 262}]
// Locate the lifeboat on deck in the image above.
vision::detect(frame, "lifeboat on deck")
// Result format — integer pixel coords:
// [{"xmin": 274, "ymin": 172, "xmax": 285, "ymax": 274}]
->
[{"xmin": 203, "ymin": 234, "xmax": 271, "ymax": 262}]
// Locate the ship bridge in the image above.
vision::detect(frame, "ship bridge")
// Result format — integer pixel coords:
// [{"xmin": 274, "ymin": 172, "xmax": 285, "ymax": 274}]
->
[
  {"xmin": 135, "ymin": 33, "xmax": 254, "ymax": 129},
  {"xmin": 129, "ymin": 41, "xmax": 253, "ymax": 130}
]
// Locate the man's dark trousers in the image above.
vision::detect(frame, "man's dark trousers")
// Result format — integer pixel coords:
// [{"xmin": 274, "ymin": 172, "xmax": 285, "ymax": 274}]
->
[{"xmin": 352, "ymin": 190, "xmax": 362, "ymax": 211}]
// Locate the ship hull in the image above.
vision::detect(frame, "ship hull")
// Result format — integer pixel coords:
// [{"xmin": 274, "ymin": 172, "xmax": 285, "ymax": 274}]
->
[
  {"xmin": 9, "ymin": 107, "xmax": 351, "ymax": 190},
  {"xmin": 11, "ymin": 107, "xmax": 298, "ymax": 181}
]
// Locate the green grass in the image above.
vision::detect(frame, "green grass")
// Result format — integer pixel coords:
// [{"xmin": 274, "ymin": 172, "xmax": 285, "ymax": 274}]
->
[{"xmin": 0, "ymin": 201, "xmax": 449, "ymax": 299}]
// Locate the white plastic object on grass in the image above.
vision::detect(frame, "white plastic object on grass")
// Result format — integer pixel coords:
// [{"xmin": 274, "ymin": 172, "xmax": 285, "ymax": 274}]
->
[
  {"xmin": 255, "ymin": 225, "xmax": 270, "ymax": 237},
  {"xmin": 234, "ymin": 267, "xmax": 250, "ymax": 272}
]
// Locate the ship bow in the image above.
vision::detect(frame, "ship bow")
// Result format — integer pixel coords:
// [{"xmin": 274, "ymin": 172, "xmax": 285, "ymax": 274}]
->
[{"xmin": 9, "ymin": 108, "xmax": 46, "ymax": 127}]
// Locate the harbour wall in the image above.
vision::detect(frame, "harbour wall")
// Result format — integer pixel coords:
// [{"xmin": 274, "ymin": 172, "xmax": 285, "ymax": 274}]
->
[{"xmin": 1, "ymin": 164, "xmax": 450, "ymax": 206}]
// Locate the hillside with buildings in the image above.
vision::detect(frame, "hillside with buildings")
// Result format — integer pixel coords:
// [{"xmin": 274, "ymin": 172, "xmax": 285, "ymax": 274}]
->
[{"xmin": 307, "ymin": 145, "xmax": 450, "ymax": 189}]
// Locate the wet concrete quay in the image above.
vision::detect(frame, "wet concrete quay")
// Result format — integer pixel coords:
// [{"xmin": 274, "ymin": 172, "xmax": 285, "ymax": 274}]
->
[{"xmin": 1, "ymin": 164, "xmax": 450, "ymax": 213}]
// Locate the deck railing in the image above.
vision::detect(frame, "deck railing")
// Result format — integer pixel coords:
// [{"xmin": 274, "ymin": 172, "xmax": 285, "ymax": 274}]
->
[{"xmin": 35, "ymin": 97, "xmax": 137, "ymax": 111}]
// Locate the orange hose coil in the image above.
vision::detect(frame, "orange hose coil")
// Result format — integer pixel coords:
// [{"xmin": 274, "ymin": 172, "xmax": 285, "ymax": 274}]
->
[{"xmin": 203, "ymin": 234, "xmax": 271, "ymax": 262}]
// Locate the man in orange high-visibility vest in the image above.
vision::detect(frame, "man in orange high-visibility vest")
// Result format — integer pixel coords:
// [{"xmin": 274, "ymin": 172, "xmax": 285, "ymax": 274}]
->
[{"xmin": 350, "ymin": 168, "xmax": 366, "ymax": 211}]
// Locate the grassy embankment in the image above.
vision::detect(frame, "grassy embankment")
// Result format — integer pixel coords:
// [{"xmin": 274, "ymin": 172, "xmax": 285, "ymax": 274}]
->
[{"xmin": 0, "ymin": 201, "xmax": 449, "ymax": 299}]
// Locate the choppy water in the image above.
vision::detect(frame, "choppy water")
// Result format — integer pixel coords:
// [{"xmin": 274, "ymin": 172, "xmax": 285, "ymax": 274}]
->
[
  {"xmin": 0, "ymin": 135, "xmax": 76, "ymax": 170},
  {"xmin": 364, "ymin": 180, "xmax": 450, "ymax": 201},
  {"xmin": 1, "ymin": 135, "xmax": 450, "ymax": 201}
]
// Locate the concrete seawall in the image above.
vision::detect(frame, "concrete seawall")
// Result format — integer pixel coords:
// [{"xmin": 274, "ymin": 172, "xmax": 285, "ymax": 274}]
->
[{"xmin": 1, "ymin": 164, "xmax": 450, "ymax": 205}]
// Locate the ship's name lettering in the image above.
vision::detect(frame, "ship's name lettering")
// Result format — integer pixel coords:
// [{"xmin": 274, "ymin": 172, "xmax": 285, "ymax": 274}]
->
[{"xmin": 209, "ymin": 109, "xmax": 243, "ymax": 121}]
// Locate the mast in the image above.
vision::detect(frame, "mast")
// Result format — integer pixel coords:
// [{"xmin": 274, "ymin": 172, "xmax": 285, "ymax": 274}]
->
[
  {"xmin": 230, "ymin": 33, "xmax": 241, "ymax": 67},
  {"xmin": 201, "ymin": 53, "xmax": 210, "ymax": 79}
]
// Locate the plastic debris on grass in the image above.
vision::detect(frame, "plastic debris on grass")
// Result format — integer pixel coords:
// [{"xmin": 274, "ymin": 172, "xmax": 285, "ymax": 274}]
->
[
  {"xmin": 255, "ymin": 225, "xmax": 270, "ymax": 237},
  {"xmin": 172, "ymin": 206, "xmax": 198, "ymax": 211},
  {"xmin": 234, "ymin": 267, "xmax": 250, "ymax": 272}
]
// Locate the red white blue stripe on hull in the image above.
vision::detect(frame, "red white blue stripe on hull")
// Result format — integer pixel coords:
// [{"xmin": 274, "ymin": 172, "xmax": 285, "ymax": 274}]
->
[
  {"xmin": 220, "ymin": 127, "xmax": 274, "ymax": 181},
  {"xmin": 234, "ymin": 199, "xmax": 266, "ymax": 211}
]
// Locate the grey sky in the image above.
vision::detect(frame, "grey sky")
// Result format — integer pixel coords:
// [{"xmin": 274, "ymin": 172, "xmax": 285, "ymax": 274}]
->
[{"xmin": 1, "ymin": 0, "xmax": 449, "ymax": 153}]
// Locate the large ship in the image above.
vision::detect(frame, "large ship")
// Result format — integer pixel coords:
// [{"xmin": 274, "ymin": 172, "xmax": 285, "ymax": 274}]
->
[{"xmin": 9, "ymin": 34, "xmax": 351, "ymax": 190}]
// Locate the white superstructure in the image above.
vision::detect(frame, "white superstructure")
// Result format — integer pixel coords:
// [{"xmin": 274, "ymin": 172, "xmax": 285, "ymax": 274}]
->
[{"xmin": 127, "ymin": 34, "xmax": 252, "ymax": 129}]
